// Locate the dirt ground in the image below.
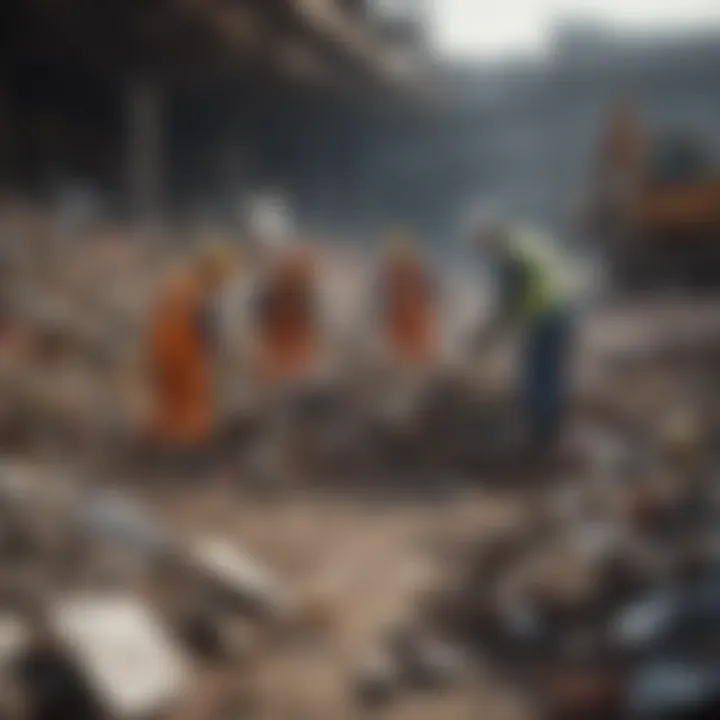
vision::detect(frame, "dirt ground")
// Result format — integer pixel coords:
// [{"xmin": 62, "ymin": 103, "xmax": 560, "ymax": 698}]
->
[
  {"xmin": 135, "ymin": 480, "xmax": 528, "ymax": 720},
  {"xmin": 125, "ymin": 294, "xmax": 720, "ymax": 720},
  {"xmin": 3, "ymin": 207, "xmax": 720, "ymax": 718}
]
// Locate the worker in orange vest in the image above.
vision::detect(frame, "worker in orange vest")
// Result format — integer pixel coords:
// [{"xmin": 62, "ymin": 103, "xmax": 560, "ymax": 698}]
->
[
  {"xmin": 146, "ymin": 243, "xmax": 236, "ymax": 449},
  {"xmin": 605, "ymin": 103, "xmax": 645, "ymax": 181},
  {"xmin": 379, "ymin": 230, "xmax": 439, "ymax": 367},
  {"xmin": 599, "ymin": 103, "xmax": 646, "ymax": 224},
  {"xmin": 252, "ymin": 243, "xmax": 321, "ymax": 385}
]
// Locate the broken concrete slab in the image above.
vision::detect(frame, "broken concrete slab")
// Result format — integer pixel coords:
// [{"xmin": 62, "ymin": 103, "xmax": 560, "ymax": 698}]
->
[
  {"xmin": 49, "ymin": 594, "xmax": 189, "ymax": 719},
  {"xmin": 187, "ymin": 538, "xmax": 289, "ymax": 620}
]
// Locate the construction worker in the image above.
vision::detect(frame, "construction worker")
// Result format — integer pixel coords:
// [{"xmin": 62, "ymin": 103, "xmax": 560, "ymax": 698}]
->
[
  {"xmin": 146, "ymin": 242, "xmax": 236, "ymax": 449},
  {"xmin": 252, "ymin": 242, "xmax": 321, "ymax": 385},
  {"xmin": 379, "ymin": 230, "xmax": 439, "ymax": 367},
  {"xmin": 598, "ymin": 103, "xmax": 646, "ymax": 230},
  {"xmin": 605, "ymin": 103, "xmax": 645, "ymax": 185},
  {"xmin": 470, "ymin": 211, "xmax": 574, "ymax": 453}
]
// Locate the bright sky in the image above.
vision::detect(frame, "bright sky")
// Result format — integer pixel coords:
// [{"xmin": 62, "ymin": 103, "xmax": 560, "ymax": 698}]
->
[{"xmin": 430, "ymin": 0, "xmax": 720, "ymax": 58}]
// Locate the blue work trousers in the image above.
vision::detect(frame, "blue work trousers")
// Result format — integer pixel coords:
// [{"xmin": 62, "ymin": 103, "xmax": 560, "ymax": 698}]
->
[{"xmin": 522, "ymin": 308, "xmax": 573, "ymax": 447}]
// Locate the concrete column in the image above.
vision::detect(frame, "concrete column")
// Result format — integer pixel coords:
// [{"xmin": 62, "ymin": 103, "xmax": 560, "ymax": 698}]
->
[
  {"xmin": 219, "ymin": 114, "xmax": 248, "ymax": 226},
  {"xmin": 126, "ymin": 76, "xmax": 164, "ymax": 229},
  {"xmin": 0, "ymin": 81, "xmax": 12, "ymax": 191},
  {"xmin": 352, "ymin": 119, "xmax": 377, "ymax": 237},
  {"xmin": 304, "ymin": 124, "xmax": 325, "ymax": 229}
]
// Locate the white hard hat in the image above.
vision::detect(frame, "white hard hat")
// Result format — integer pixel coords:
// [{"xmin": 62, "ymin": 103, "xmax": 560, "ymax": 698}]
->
[
  {"xmin": 244, "ymin": 193, "xmax": 294, "ymax": 249},
  {"xmin": 465, "ymin": 202, "xmax": 506, "ymax": 245}
]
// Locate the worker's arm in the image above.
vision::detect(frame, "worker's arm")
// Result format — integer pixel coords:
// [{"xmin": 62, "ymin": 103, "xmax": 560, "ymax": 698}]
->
[
  {"xmin": 471, "ymin": 257, "xmax": 527, "ymax": 351},
  {"xmin": 472, "ymin": 312, "xmax": 506, "ymax": 352},
  {"xmin": 197, "ymin": 299, "xmax": 219, "ymax": 352}
]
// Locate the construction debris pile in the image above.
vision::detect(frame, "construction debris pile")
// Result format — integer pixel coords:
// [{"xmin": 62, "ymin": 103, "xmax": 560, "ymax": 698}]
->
[
  {"xmin": 0, "ymin": 460, "xmax": 295, "ymax": 719},
  {"xmin": 0, "ymin": 204, "xmax": 516, "ymax": 491},
  {"xmin": 0, "ymin": 205, "xmax": 164, "ymax": 462},
  {"xmin": 364, "ymin": 349, "xmax": 720, "ymax": 719},
  {"xmin": 2, "ymin": 205, "xmax": 720, "ymax": 718}
]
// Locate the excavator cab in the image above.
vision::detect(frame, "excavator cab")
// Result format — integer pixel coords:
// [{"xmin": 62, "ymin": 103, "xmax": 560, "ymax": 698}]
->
[
  {"xmin": 648, "ymin": 133, "xmax": 714, "ymax": 186},
  {"xmin": 595, "ymin": 106, "xmax": 720, "ymax": 289}
]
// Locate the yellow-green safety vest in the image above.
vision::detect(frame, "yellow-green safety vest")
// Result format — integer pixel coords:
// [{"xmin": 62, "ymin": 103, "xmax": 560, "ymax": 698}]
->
[{"xmin": 504, "ymin": 226, "xmax": 570, "ymax": 322}]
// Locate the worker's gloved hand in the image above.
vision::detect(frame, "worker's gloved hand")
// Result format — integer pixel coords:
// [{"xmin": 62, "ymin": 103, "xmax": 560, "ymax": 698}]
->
[
  {"xmin": 464, "ymin": 335, "xmax": 483, "ymax": 361},
  {"xmin": 466, "ymin": 320, "xmax": 499, "ymax": 357}
]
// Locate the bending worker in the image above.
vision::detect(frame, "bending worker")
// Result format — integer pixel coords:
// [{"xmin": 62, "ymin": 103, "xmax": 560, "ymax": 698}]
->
[
  {"xmin": 380, "ymin": 230, "xmax": 439, "ymax": 367},
  {"xmin": 146, "ymin": 243, "xmax": 236, "ymax": 449},
  {"xmin": 471, "ymin": 211, "xmax": 574, "ymax": 453},
  {"xmin": 253, "ymin": 243, "xmax": 320, "ymax": 385}
]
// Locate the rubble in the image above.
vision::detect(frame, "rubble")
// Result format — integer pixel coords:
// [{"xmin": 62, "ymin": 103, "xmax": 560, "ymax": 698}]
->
[
  {"xmin": 355, "ymin": 652, "xmax": 401, "ymax": 708},
  {"xmin": 75, "ymin": 490, "xmax": 175, "ymax": 563},
  {"xmin": 541, "ymin": 666, "xmax": 625, "ymax": 720},
  {"xmin": 395, "ymin": 633, "xmax": 471, "ymax": 689},
  {"xmin": 628, "ymin": 661, "xmax": 720, "ymax": 718},
  {"xmin": 0, "ymin": 614, "xmax": 30, "ymax": 669},
  {"xmin": 2, "ymin": 206, "xmax": 720, "ymax": 719}
]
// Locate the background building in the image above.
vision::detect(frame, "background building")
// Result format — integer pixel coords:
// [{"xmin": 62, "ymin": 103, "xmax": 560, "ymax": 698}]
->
[{"xmin": 0, "ymin": 0, "xmax": 431, "ymax": 233}]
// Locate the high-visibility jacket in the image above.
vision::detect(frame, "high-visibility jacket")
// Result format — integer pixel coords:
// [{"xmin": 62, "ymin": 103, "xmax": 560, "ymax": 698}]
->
[{"xmin": 500, "ymin": 227, "xmax": 570, "ymax": 323}]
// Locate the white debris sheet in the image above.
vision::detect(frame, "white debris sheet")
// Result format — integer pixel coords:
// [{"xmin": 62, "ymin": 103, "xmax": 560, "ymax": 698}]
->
[{"xmin": 50, "ymin": 594, "xmax": 189, "ymax": 719}]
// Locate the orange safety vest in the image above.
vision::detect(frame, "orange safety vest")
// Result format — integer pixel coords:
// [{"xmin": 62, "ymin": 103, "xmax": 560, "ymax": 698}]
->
[
  {"xmin": 147, "ymin": 271, "xmax": 213, "ymax": 445},
  {"xmin": 384, "ymin": 255, "xmax": 438, "ymax": 364},
  {"xmin": 255, "ymin": 255, "xmax": 318, "ymax": 382}
]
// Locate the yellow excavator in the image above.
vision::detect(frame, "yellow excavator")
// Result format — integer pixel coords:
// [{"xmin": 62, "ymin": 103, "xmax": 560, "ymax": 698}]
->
[{"xmin": 592, "ymin": 104, "xmax": 720, "ymax": 289}]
